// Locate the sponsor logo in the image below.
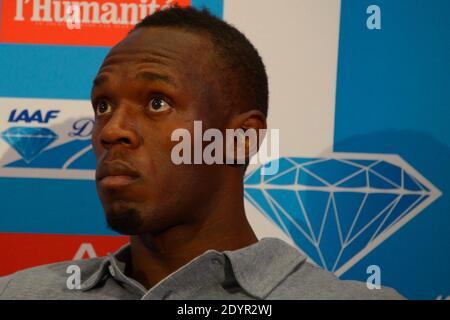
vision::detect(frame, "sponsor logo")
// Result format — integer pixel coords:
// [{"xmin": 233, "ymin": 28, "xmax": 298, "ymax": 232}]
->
[
  {"xmin": 8, "ymin": 109, "xmax": 60, "ymax": 123},
  {"xmin": 0, "ymin": 97, "xmax": 95, "ymax": 179},
  {"xmin": 244, "ymin": 153, "xmax": 442, "ymax": 275},
  {"xmin": 0, "ymin": 233, "xmax": 128, "ymax": 276},
  {"xmin": 0, "ymin": 0, "xmax": 191, "ymax": 46}
]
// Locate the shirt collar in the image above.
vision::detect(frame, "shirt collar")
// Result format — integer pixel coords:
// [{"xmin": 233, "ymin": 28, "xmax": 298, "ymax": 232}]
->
[
  {"xmin": 223, "ymin": 237, "xmax": 307, "ymax": 299},
  {"xmin": 80, "ymin": 237, "xmax": 307, "ymax": 299},
  {"xmin": 80, "ymin": 243, "xmax": 131, "ymax": 292}
]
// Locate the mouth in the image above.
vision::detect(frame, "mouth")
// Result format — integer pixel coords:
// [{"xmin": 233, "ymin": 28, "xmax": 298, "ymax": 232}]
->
[{"xmin": 96, "ymin": 160, "xmax": 141, "ymax": 189}]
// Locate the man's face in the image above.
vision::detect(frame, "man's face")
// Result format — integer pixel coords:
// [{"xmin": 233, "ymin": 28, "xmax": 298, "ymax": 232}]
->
[{"xmin": 91, "ymin": 27, "xmax": 228, "ymax": 235}]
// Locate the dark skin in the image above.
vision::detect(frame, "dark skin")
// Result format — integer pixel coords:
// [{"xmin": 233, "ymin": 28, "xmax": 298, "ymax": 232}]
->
[{"xmin": 91, "ymin": 27, "xmax": 266, "ymax": 289}]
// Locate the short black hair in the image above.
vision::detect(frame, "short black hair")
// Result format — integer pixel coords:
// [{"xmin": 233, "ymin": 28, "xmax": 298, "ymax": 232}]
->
[{"xmin": 131, "ymin": 6, "xmax": 269, "ymax": 118}]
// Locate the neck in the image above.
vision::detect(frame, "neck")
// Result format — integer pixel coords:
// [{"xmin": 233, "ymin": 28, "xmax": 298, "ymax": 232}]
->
[{"xmin": 129, "ymin": 181, "xmax": 257, "ymax": 289}]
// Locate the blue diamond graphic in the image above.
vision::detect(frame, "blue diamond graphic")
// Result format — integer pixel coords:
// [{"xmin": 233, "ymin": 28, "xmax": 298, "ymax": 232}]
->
[
  {"xmin": 244, "ymin": 155, "xmax": 441, "ymax": 275},
  {"xmin": 1, "ymin": 127, "xmax": 58, "ymax": 163}
]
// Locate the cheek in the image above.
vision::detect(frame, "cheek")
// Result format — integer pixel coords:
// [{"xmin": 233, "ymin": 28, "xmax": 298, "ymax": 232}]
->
[
  {"xmin": 91, "ymin": 121, "xmax": 106, "ymax": 153},
  {"xmin": 138, "ymin": 135, "xmax": 193, "ymax": 188},
  {"xmin": 91, "ymin": 130, "xmax": 101, "ymax": 156},
  {"xmin": 149, "ymin": 119, "xmax": 192, "ymax": 160}
]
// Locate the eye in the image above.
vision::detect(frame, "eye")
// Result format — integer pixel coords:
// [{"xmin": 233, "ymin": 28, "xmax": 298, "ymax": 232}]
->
[
  {"xmin": 93, "ymin": 100, "xmax": 113, "ymax": 116},
  {"xmin": 148, "ymin": 97, "xmax": 172, "ymax": 113}
]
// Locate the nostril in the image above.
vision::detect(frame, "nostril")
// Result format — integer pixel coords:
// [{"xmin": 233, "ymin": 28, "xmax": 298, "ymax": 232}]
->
[
  {"xmin": 100, "ymin": 138, "xmax": 109, "ymax": 147},
  {"xmin": 98, "ymin": 118, "xmax": 139, "ymax": 148},
  {"xmin": 101, "ymin": 137, "xmax": 131, "ymax": 148},
  {"xmin": 118, "ymin": 137, "xmax": 132, "ymax": 145},
  {"xmin": 100, "ymin": 127, "xmax": 134, "ymax": 146}
]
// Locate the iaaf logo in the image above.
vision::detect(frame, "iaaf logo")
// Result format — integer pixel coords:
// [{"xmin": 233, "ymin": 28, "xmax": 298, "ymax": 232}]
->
[
  {"xmin": 0, "ymin": 97, "xmax": 95, "ymax": 179},
  {"xmin": 0, "ymin": 0, "xmax": 194, "ymax": 46}
]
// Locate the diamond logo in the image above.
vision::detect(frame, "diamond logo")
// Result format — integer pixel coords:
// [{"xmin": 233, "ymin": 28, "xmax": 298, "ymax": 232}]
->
[
  {"xmin": 244, "ymin": 153, "xmax": 442, "ymax": 275},
  {"xmin": 1, "ymin": 127, "xmax": 58, "ymax": 163}
]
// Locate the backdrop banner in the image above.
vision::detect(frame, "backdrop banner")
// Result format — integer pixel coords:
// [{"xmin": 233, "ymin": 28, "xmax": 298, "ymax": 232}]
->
[{"xmin": 0, "ymin": 0, "xmax": 448, "ymax": 300}]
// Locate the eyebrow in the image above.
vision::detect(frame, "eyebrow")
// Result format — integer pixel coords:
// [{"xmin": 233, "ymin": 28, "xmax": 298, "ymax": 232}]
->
[
  {"xmin": 92, "ymin": 71, "xmax": 177, "ymax": 89},
  {"xmin": 92, "ymin": 74, "xmax": 109, "ymax": 87},
  {"xmin": 135, "ymin": 71, "xmax": 177, "ymax": 87}
]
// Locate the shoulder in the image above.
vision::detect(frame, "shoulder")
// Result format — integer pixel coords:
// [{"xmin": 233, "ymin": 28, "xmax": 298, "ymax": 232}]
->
[
  {"xmin": 268, "ymin": 261, "xmax": 405, "ymax": 300},
  {"xmin": 0, "ymin": 257, "xmax": 105, "ymax": 300}
]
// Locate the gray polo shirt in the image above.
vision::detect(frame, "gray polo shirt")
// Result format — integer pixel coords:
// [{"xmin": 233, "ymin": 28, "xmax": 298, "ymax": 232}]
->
[{"xmin": 0, "ymin": 237, "xmax": 403, "ymax": 300}]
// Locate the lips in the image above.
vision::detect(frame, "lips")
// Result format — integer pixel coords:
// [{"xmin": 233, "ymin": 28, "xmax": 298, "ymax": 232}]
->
[{"xmin": 96, "ymin": 160, "xmax": 140, "ymax": 188}]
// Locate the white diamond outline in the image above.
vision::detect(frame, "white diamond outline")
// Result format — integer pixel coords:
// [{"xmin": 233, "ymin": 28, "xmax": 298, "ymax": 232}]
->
[{"xmin": 244, "ymin": 152, "xmax": 442, "ymax": 276}]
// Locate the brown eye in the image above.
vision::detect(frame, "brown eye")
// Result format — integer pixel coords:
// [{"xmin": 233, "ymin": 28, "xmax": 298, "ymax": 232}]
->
[
  {"xmin": 94, "ymin": 100, "xmax": 112, "ymax": 116},
  {"xmin": 148, "ymin": 97, "xmax": 171, "ymax": 112}
]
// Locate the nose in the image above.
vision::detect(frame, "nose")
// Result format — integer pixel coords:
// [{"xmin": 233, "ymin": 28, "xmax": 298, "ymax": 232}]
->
[{"xmin": 98, "ymin": 104, "xmax": 140, "ymax": 150}]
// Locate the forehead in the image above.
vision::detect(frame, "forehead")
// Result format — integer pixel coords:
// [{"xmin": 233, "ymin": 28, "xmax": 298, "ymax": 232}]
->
[{"xmin": 98, "ymin": 27, "xmax": 214, "ymax": 79}]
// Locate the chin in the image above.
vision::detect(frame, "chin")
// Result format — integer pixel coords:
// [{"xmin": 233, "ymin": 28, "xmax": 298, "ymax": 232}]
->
[{"xmin": 104, "ymin": 201, "xmax": 145, "ymax": 235}]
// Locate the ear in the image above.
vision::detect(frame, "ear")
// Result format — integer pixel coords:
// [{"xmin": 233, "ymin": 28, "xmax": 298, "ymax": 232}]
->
[{"xmin": 225, "ymin": 110, "xmax": 267, "ymax": 165}]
